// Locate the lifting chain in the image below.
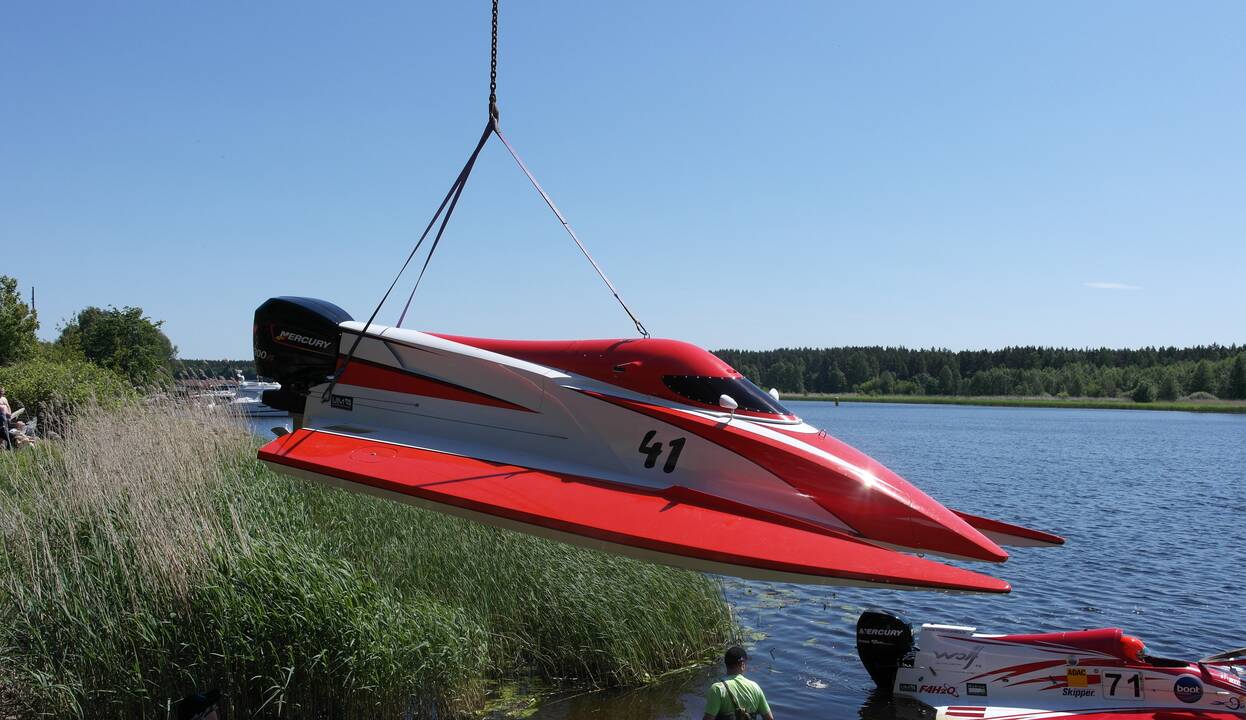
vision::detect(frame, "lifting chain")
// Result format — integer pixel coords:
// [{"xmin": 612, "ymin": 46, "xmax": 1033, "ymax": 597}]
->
[{"xmin": 489, "ymin": 0, "xmax": 499, "ymax": 122}]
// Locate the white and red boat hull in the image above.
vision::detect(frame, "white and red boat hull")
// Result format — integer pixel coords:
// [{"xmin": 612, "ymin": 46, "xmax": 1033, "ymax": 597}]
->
[
  {"xmin": 254, "ymin": 298, "xmax": 1062, "ymax": 592},
  {"xmin": 857, "ymin": 610, "xmax": 1246, "ymax": 720}
]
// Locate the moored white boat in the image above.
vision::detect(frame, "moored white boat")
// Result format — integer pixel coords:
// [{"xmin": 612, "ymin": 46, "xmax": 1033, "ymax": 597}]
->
[{"xmin": 230, "ymin": 378, "xmax": 286, "ymax": 417}]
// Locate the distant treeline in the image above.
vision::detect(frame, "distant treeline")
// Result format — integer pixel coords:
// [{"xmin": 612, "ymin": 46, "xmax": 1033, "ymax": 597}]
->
[
  {"xmin": 714, "ymin": 345, "xmax": 1246, "ymax": 401},
  {"xmin": 179, "ymin": 345, "xmax": 1246, "ymax": 402},
  {"xmin": 175, "ymin": 359, "xmax": 257, "ymax": 380}
]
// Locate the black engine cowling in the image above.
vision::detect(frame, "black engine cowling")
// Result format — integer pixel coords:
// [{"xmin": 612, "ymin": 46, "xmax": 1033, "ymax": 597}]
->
[
  {"xmin": 856, "ymin": 609, "xmax": 914, "ymax": 692},
  {"xmin": 253, "ymin": 297, "xmax": 352, "ymax": 413}
]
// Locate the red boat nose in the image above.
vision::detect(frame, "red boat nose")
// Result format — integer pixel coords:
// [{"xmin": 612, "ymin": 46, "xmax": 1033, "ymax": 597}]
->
[
  {"xmin": 790, "ymin": 432, "xmax": 1010, "ymax": 563},
  {"xmin": 888, "ymin": 472, "xmax": 1010, "ymax": 563}
]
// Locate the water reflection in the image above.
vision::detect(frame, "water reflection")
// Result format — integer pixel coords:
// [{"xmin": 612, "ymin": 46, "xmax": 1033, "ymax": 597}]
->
[
  {"xmin": 247, "ymin": 414, "xmax": 291, "ymax": 438},
  {"xmin": 858, "ymin": 690, "xmax": 933, "ymax": 720}
]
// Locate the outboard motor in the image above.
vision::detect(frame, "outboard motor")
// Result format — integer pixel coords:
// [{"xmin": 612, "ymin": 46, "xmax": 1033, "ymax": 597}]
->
[
  {"xmin": 856, "ymin": 609, "xmax": 914, "ymax": 693},
  {"xmin": 253, "ymin": 297, "xmax": 353, "ymax": 418}
]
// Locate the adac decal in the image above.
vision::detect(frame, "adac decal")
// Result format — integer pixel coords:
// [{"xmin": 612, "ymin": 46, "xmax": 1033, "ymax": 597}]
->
[
  {"xmin": 330, "ymin": 394, "xmax": 354, "ymax": 411},
  {"xmin": 1066, "ymin": 668, "xmax": 1101, "ymax": 688},
  {"xmin": 966, "ymin": 683, "xmax": 988, "ymax": 697},
  {"xmin": 934, "ymin": 647, "xmax": 982, "ymax": 670},
  {"xmin": 1173, "ymin": 676, "xmax": 1203, "ymax": 704},
  {"xmin": 920, "ymin": 684, "xmax": 960, "ymax": 698}
]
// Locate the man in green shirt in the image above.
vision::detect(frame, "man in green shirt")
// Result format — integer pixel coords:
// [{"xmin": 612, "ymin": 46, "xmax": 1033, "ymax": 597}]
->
[{"xmin": 702, "ymin": 646, "xmax": 774, "ymax": 720}]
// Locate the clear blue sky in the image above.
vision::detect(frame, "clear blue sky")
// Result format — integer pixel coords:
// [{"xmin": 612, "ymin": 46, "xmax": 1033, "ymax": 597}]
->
[{"xmin": 4, "ymin": 1, "xmax": 1243, "ymax": 359}]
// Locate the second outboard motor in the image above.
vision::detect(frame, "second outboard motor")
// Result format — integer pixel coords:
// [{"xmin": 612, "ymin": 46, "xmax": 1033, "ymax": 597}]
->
[
  {"xmin": 856, "ymin": 609, "xmax": 914, "ymax": 692},
  {"xmin": 253, "ymin": 297, "xmax": 353, "ymax": 416}
]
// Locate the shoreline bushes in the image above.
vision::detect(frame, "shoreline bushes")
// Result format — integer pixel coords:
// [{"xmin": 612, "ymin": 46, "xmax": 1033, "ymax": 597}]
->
[{"xmin": 0, "ymin": 355, "xmax": 134, "ymax": 431}]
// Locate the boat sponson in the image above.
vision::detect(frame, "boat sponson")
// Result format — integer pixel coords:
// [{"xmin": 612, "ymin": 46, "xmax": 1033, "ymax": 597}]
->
[{"xmin": 258, "ymin": 428, "xmax": 1011, "ymax": 593}]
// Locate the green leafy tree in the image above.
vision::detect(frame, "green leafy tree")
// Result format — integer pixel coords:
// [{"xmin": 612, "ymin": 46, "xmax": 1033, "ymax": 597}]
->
[
  {"xmin": 969, "ymin": 368, "xmax": 1012, "ymax": 396},
  {"xmin": 1229, "ymin": 355, "xmax": 1246, "ymax": 400},
  {"xmin": 1131, "ymin": 381, "xmax": 1155, "ymax": 403},
  {"xmin": 1020, "ymin": 369, "xmax": 1046, "ymax": 396},
  {"xmin": 911, "ymin": 372, "xmax": 935, "ymax": 395},
  {"xmin": 878, "ymin": 370, "xmax": 897, "ymax": 395},
  {"xmin": 937, "ymin": 366, "xmax": 960, "ymax": 395},
  {"xmin": 0, "ymin": 275, "xmax": 39, "ymax": 365},
  {"xmin": 845, "ymin": 353, "xmax": 873, "ymax": 389},
  {"xmin": 1188, "ymin": 360, "xmax": 1216, "ymax": 395},
  {"xmin": 58, "ymin": 306, "xmax": 177, "ymax": 387},
  {"xmin": 813, "ymin": 359, "xmax": 833, "ymax": 393},
  {"xmin": 1156, "ymin": 371, "xmax": 1181, "ymax": 401},
  {"xmin": 1063, "ymin": 367, "xmax": 1085, "ymax": 397},
  {"xmin": 735, "ymin": 363, "xmax": 762, "ymax": 386},
  {"xmin": 828, "ymin": 364, "xmax": 846, "ymax": 393},
  {"xmin": 894, "ymin": 379, "xmax": 920, "ymax": 395},
  {"xmin": 1099, "ymin": 369, "xmax": 1119, "ymax": 398},
  {"xmin": 765, "ymin": 361, "xmax": 804, "ymax": 393},
  {"xmin": 0, "ymin": 356, "xmax": 134, "ymax": 425}
]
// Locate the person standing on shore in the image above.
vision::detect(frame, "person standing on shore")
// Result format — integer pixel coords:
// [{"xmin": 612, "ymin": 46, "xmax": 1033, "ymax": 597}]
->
[
  {"xmin": 702, "ymin": 646, "xmax": 774, "ymax": 720},
  {"xmin": 9, "ymin": 421, "xmax": 34, "ymax": 449},
  {"xmin": 0, "ymin": 387, "xmax": 11, "ymax": 450}
]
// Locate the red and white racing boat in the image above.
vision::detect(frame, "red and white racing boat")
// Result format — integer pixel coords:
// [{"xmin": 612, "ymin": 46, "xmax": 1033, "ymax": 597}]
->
[
  {"xmin": 253, "ymin": 297, "xmax": 1062, "ymax": 593},
  {"xmin": 857, "ymin": 610, "xmax": 1246, "ymax": 720}
]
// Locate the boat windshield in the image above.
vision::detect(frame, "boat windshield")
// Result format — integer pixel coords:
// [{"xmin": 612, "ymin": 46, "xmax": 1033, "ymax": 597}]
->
[{"xmin": 662, "ymin": 375, "xmax": 790, "ymax": 415}]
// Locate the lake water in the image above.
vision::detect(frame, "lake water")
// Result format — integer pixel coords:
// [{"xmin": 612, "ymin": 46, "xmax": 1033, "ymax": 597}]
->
[{"xmin": 521, "ymin": 402, "xmax": 1246, "ymax": 719}]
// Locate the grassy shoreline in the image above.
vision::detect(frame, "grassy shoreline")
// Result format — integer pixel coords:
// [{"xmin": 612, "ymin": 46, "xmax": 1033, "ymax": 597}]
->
[
  {"xmin": 781, "ymin": 393, "xmax": 1246, "ymax": 414},
  {"xmin": 0, "ymin": 404, "xmax": 731, "ymax": 719}
]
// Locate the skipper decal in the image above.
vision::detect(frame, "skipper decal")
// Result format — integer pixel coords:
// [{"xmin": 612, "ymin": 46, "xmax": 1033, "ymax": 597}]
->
[
  {"xmin": 1063, "ymin": 688, "xmax": 1096, "ymax": 698},
  {"xmin": 330, "ymin": 394, "xmax": 354, "ymax": 411}
]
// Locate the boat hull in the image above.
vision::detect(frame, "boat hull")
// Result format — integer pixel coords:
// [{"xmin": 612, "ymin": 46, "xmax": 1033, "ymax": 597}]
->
[{"xmin": 259, "ymin": 428, "xmax": 1010, "ymax": 592}]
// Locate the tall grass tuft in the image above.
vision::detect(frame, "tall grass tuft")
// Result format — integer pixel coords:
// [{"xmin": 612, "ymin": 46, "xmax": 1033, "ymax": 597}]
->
[{"xmin": 0, "ymin": 402, "xmax": 730, "ymax": 718}]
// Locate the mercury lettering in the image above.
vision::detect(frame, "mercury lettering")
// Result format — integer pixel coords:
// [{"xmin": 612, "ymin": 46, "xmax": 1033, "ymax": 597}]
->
[{"xmin": 277, "ymin": 331, "xmax": 333, "ymax": 350}]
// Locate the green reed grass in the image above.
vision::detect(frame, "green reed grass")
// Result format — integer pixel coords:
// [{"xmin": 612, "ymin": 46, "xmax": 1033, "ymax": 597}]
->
[{"xmin": 0, "ymin": 402, "xmax": 730, "ymax": 718}]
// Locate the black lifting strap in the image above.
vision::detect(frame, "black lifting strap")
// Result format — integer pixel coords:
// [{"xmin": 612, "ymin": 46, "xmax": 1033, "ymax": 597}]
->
[
  {"xmin": 321, "ymin": 120, "xmax": 491, "ymax": 402},
  {"xmin": 322, "ymin": 0, "xmax": 648, "ymax": 402}
]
